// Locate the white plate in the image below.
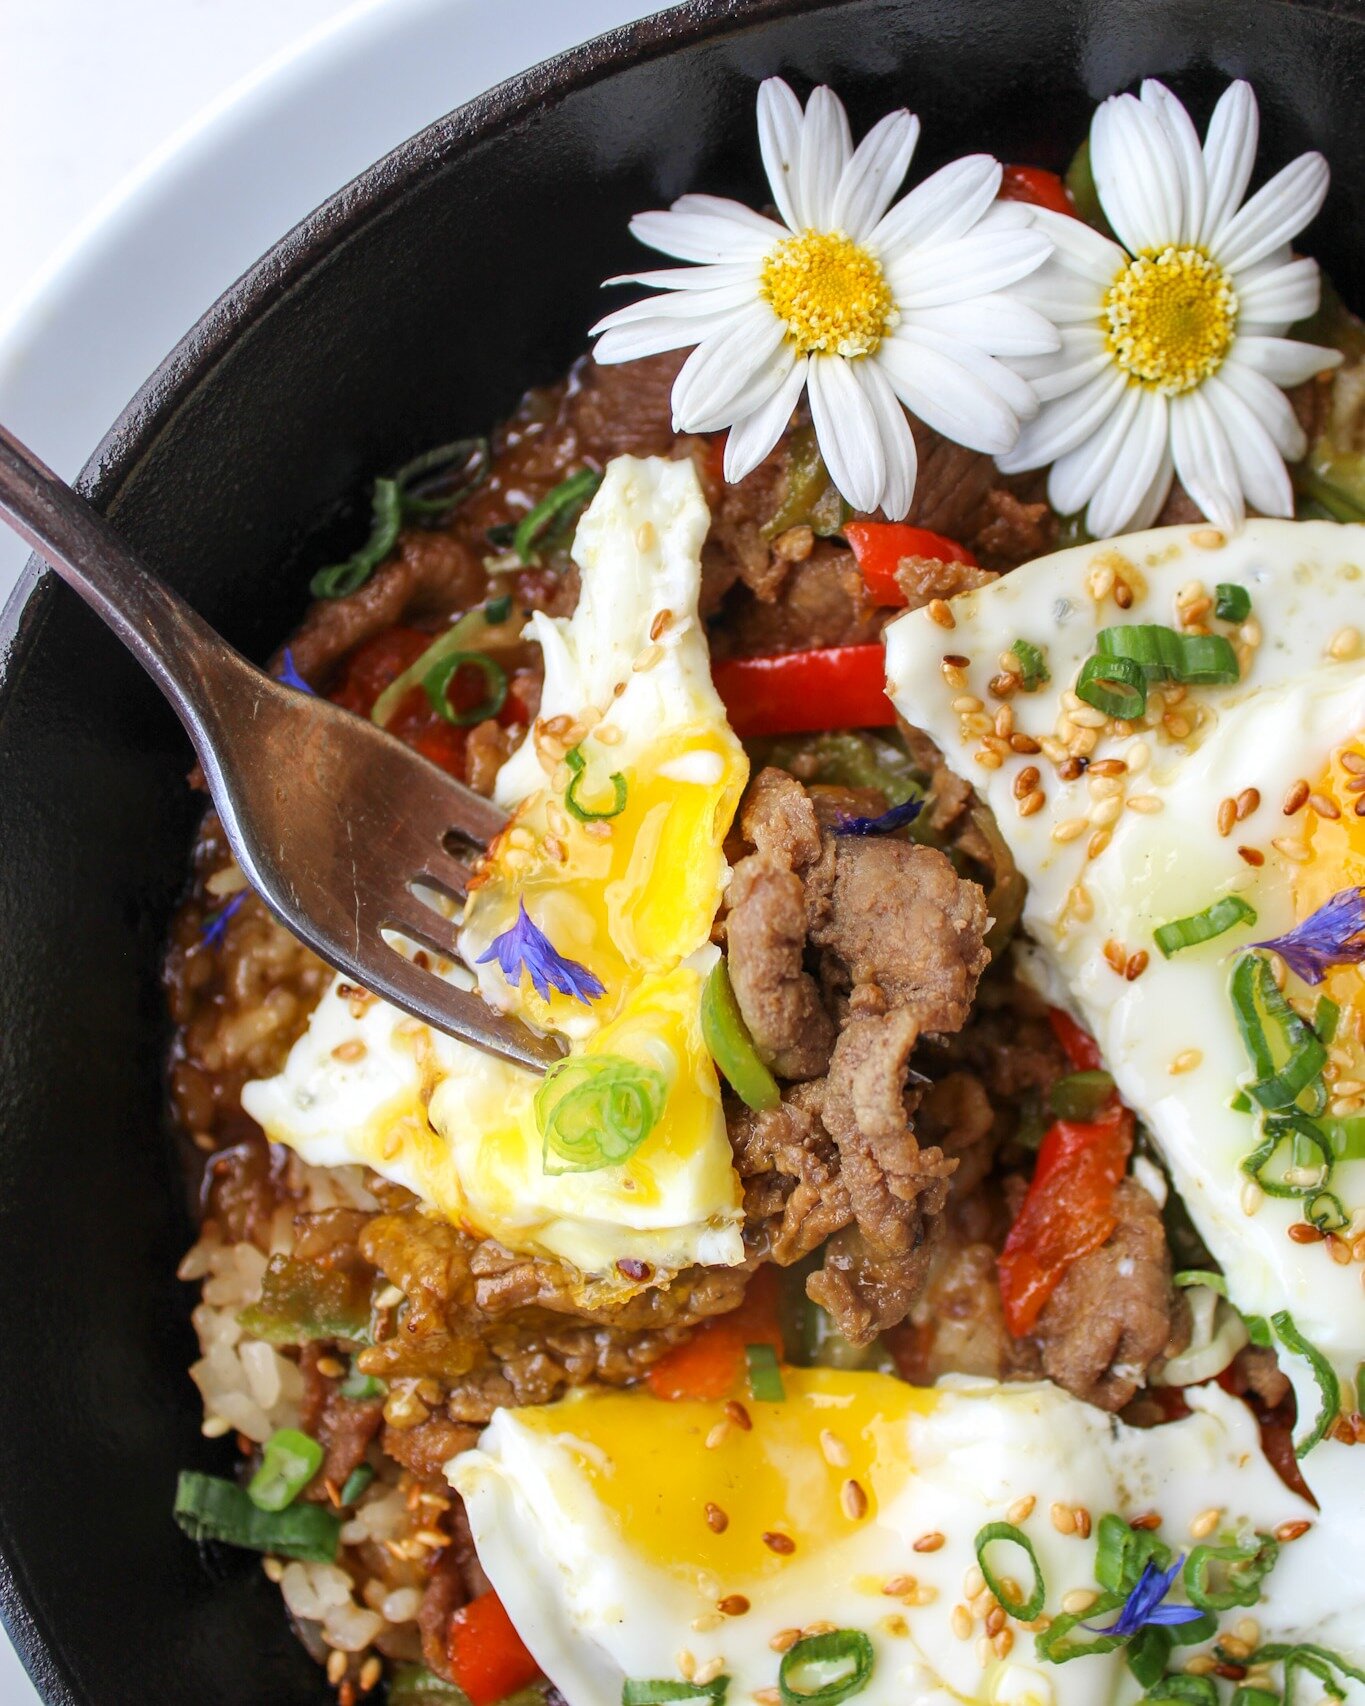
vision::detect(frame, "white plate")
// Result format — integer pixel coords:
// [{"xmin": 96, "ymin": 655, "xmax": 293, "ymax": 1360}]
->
[
  {"xmin": 0, "ymin": 2, "xmax": 658, "ymax": 1698},
  {"xmin": 0, "ymin": 0, "xmax": 662, "ymax": 617}
]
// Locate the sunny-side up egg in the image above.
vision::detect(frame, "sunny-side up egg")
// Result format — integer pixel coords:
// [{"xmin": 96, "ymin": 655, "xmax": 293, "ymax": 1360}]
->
[
  {"xmin": 885, "ymin": 519, "xmax": 1365, "ymax": 1431},
  {"xmin": 450, "ymin": 1369, "xmax": 1365, "ymax": 1705},
  {"xmin": 242, "ymin": 454, "xmax": 749, "ymax": 1291}
]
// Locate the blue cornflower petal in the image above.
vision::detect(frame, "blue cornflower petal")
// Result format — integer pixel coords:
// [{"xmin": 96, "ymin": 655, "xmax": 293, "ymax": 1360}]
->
[
  {"xmin": 834, "ymin": 797, "xmax": 924, "ymax": 837},
  {"xmin": 276, "ymin": 647, "xmax": 316, "ymax": 694},
  {"xmin": 1253, "ymin": 885, "xmax": 1365, "ymax": 985},
  {"xmin": 1085, "ymin": 1556, "xmax": 1199, "ymax": 1639},
  {"xmin": 202, "ymin": 891, "xmax": 246, "ymax": 948},
  {"xmin": 477, "ymin": 899, "xmax": 605, "ymax": 1006}
]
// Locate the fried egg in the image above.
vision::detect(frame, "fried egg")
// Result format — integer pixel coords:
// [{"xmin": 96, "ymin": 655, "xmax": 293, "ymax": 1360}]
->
[
  {"xmin": 885, "ymin": 520, "xmax": 1365, "ymax": 1420},
  {"xmin": 451, "ymin": 1370, "xmax": 1364, "ymax": 1705},
  {"xmin": 243, "ymin": 455, "xmax": 748, "ymax": 1289}
]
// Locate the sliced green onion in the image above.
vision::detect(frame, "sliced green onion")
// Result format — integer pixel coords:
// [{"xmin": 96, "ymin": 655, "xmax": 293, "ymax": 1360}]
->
[
  {"xmin": 974, "ymin": 1522, "xmax": 1045, "ymax": 1620},
  {"xmin": 1174, "ymin": 634, "xmax": 1242, "ymax": 685},
  {"xmin": 1215, "ymin": 583, "xmax": 1252, "ymax": 623},
  {"xmin": 1141, "ymin": 1678, "xmax": 1218, "ymax": 1706},
  {"xmin": 536, "ymin": 1055, "xmax": 667, "ymax": 1175},
  {"xmin": 484, "ymin": 593, "xmax": 513, "ymax": 624},
  {"xmin": 1229, "ymin": 1089, "xmax": 1252, "ymax": 1113},
  {"xmin": 1012, "ymin": 638, "xmax": 1050, "ymax": 690},
  {"xmin": 339, "ymin": 1464, "xmax": 375, "ymax": 1507},
  {"xmin": 513, "ymin": 468, "xmax": 602, "ymax": 564},
  {"xmin": 1240, "ymin": 1113, "xmax": 1332, "ymax": 1198},
  {"xmin": 1315, "ymin": 995, "xmax": 1341, "ymax": 1044},
  {"xmin": 1229, "ymin": 954, "xmax": 1327, "ymax": 1111},
  {"xmin": 249, "ymin": 1427, "xmax": 324, "ymax": 1511},
  {"xmin": 1096, "ymin": 623, "xmax": 1239, "ymax": 686},
  {"xmin": 1184, "ymin": 1532, "xmax": 1278, "ymax": 1610},
  {"xmin": 1049, "ymin": 1070, "xmax": 1115, "ymax": 1120},
  {"xmin": 394, "ymin": 437, "xmax": 489, "ymax": 521},
  {"xmin": 1229, "ymin": 1688, "xmax": 1279, "ymax": 1706},
  {"xmin": 1126, "ymin": 1627, "xmax": 1174, "ymax": 1688},
  {"xmin": 564, "ymin": 745, "xmax": 627, "ymax": 822},
  {"xmin": 1248, "ymin": 1642, "xmax": 1365, "ymax": 1695},
  {"xmin": 1271, "ymin": 1310, "xmax": 1341, "ymax": 1457},
  {"xmin": 340, "ymin": 1363, "xmax": 386, "ymax": 1402},
  {"xmin": 388, "ymin": 1664, "xmax": 473, "ymax": 1703},
  {"xmin": 777, "ymin": 1629, "xmax": 874, "ymax": 1705},
  {"xmin": 746, "ymin": 1343, "xmax": 786, "ymax": 1402},
  {"xmin": 174, "ymin": 1471, "xmax": 341, "ymax": 1562},
  {"xmin": 701, "ymin": 959, "xmax": 780, "ymax": 1112},
  {"xmin": 623, "ymin": 1680, "xmax": 729, "ymax": 1704},
  {"xmin": 1094, "ymin": 1513, "xmax": 1172, "ymax": 1591},
  {"xmin": 1305, "ymin": 1190, "xmax": 1349, "ymax": 1233},
  {"xmin": 1034, "ymin": 1598, "xmax": 1127, "ymax": 1663},
  {"xmin": 1172, "ymin": 1270, "xmax": 1228, "ymax": 1296},
  {"xmin": 1076, "ymin": 653, "xmax": 1146, "ymax": 719},
  {"xmin": 369, "ymin": 604, "xmax": 515, "ymax": 728},
  {"xmin": 423, "ymin": 651, "xmax": 507, "ymax": 726},
  {"xmin": 1315, "ymin": 1114, "xmax": 1365, "ymax": 1160},
  {"xmin": 1154, "ymin": 895, "xmax": 1256, "ymax": 958},
  {"xmin": 1243, "ymin": 1313, "xmax": 1273, "ymax": 1349},
  {"xmin": 311, "ymin": 479, "xmax": 404, "ymax": 598}
]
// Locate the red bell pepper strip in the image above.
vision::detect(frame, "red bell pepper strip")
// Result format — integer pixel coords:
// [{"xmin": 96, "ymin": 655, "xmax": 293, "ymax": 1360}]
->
[
  {"xmin": 1047, "ymin": 1006, "xmax": 1104, "ymax": 1073},
  {"xmin": 647, "ymin": 1266, "xmax": 784, "ymax": 1401},
  {"xmin": 447, "ymin": 1590, "xmax": 541, "ymax": 1706},
  {"xmin": 998, "ymin": 1106, "xmax": 1134, "ymax": 1337},
  {"xmin": 713, "ymin": 646, "xmax": 897, "ymax": 738},
  {"xmin": 842, "ymin": 521, "xmax": 977, "ymax": 608},
  {"xmin": 998, "ymin": 165, "xmax": 1076, "ymax": 218}
]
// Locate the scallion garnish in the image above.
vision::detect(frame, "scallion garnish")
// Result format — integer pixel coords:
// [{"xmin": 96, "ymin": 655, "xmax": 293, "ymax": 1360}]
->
[
  {"xmin": 564, "ymin": 745, "xmax": 627, "ymax": 822},
  {"xmin": 312, "ymin": 480, "xmax": 404, "ymax": 598},
  {"xmin": 174, "ymin": 1470, "xmax": 341, "ymax": 1562},
  {"xmin": 340, "ymin": 1363, "xmax": 386, "ymax": 1402},
  {"xmin": 1140, "ymin": 1678, "xmax": 1217, "ymax": 1705},
  {"xmin": 1012, "ymin": 638, "xmax": 1050, "ymax": 690},
  {"xmin": 1183, "ymin": 1533, "xmax": 1278, "ymax": 1611},
  {"xmin": 746, "ymin": 1343, "xmax": 785, "ymax": 1403},
  {"xmin": 1049, "ymin": 1070, "xmax": 1116, "ymax": 1120},
  {"xmin": 1305, "ymin": 1189, "xmax": 1349, "ymax": 1233},
  {"xmin": 1228, "ymin": 954, "xmax": 1327, "ymax": 1112},
  {"xmin": 1096, "ymin": 623, "xmax": 1240, "ymax": 686},
  {"xmin": 623, "ymin": 1680, "xmax": 729, "ymax": 1704},
  {"xmin": 1315, "ymin": 995, "xmax": 1341, "ymax": 1044},
  {"xmin": 1094, "ymin": 1513, "xmax": 1173, "ymax": 1591},
  {"xmin": 1270, "ymin": 1310, "xmax": 1340, "ymax": 1456},
  {"xmin": 1242, "ymin": 1313, "xmax": 1273, "ymax": 1349},
  {"xmin": 249, "ymin": 1427, "xmax": 324, "ymax": 1511},
  {"xmin": 1172, "ymin": 1270, "xmax": 1228, "ymax": 1296},
  {"xmin": 536, "ymin": 1054, "xmax": 667, "ymax": 1175},
  {"xmin": 1214, "ymin": 583, "xmax": 1252, "ymax": 623},
  {"xmin": 1245, "ymin": 1643, "xmax": 1365, "ymax": 1699},
  {"xmin": 700, "ymin": 958, "xmax": 780, "ymax": 1112},
  {"xmin": 1154, "ymin": 895, "xmax": 1256, "ymax": 959},
  {"xmin": 370, "ymin": 604, "xmax": 514, "ymax": 729},
  {"xmin": 1240, "ymin": 1112, "xmax": 1332, "ymax": 1198},
  {"xmin": 423, "ymin": 651, "xmax": 508, "ymax": 726},
  {"xmin": 1357, "ymin": 1362, "xmax": 1365, "ymax": 1414},
  {"xmin": 974, "ymin": 1522, "xmax": 1045, "ymax": 1621},
  {"xmin": 339, "ymin": 1464, "xmax": 375, "ymax": 1507},
  {"xmin": 777, "ymin": 1630, "xmax": 874, "ymax": 1705},
  {"xmin": 1034, "ymin": 1602, "xmax": 1127, "ymax": 1663},
  {"xmin": 1315, "ymin": 1114, "xmax": 1365, "ymax": 1160},
  {"xmin": 513, "ymin": 468, "xmax": 602, "ymax": 565},
  {"xmin": 389, "ymin": 1664, "xmax": 482, "ymax": 1703},
  {"xmin": 484, "ymin": 593, "xmax": 513, "ymax": 624},
  {"xmin": 1076, "ymin": 653, "xmax": 1146, "ymax": 719}
]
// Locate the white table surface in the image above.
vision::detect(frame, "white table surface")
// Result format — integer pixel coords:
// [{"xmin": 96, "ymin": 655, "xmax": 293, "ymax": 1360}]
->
[{"xmin": 0, "ymin": 0, "xmax": 660, "ymax": 1696}]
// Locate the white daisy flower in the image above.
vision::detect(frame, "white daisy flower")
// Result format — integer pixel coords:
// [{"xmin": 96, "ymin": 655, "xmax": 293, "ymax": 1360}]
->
[
  {"xmin": 997, "ymin": 78, "xmax": 1343, "ymax": 537},
  {"xmin": 590, "ymin": 78, "xmax": 1058, "ymax": 520}
]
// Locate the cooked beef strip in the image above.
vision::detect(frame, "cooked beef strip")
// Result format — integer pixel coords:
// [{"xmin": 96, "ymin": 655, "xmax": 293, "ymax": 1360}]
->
[{"xmin": 297, "ymin": 1343, "xmax": 385, "ymax": 1498}]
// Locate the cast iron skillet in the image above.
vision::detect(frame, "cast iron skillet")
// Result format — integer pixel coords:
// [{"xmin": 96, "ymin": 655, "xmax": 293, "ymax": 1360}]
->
[{"xmin": 1, "ymin": 0, "xmax": 1363, "ymax": 1698}]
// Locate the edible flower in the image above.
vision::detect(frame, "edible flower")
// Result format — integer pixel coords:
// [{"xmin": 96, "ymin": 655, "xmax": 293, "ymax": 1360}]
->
[
  {"xmin": 1253, "ymin": 885, "xmax": 1365, "ymax": 985},
  {"xmin": 592, "ymin": 78, "xmax": 1056, "ymax": 518},
  {"xmin": 477, "ymin": 899, "xmax": 605, "ymax": 1005},
  {"xmin": 834, "ymin": 797, "xmax": 924, "ymax": 836},
  {"xmin": 201, "ymin": 891, "xmax": 246, "ymax": 948},
  {"xmin": 275, "ymin": 647, "xmax": 315, "ymax": 694},
  {"xmin": 998, "ymin": 79, "xmax": 1341, "ymax": 537},
  {"xmin": 1085, "ymin": 1555, "xmax": 1204, "ymax": 1637}
]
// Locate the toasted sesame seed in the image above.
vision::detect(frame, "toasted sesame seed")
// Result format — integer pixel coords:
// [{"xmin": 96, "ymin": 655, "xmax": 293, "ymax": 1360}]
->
[
  {"xmin": 1010, "ymin": 732, "xmax": 1042, "ymax": 755},
  {"xmin": 358, "ymin": 1656, "xmax": 382, "ymax": 1694},
  {"xmin": 969, "ymin": 1586, "xmax": 996, "ymax": 1620},
  {"xmin": 704, "ymin": 1502, "xmax": 729, "ymax": 1533},
  {"xmin": 1242, "ymin": 1178, "xmax": 1265, "ymax": 1215},
  {"xmin": 772, "ymin": 525, "xmax": 814, "ymax": 562},
  {"xmin": 1048, "ymin": 743, "xmax": 1077, "ymax": 771},
  {"xmin": 724, "ymin": 1400, "xmax": 752, "ymax": 1432},
  {"xmin": 819, "ymin": 1428, "xmax": 850, "ymax": 1467},
  {"xmin": 261, "ymin": 1555, "xmax": 285, "ymax": 1582},
  {"xmin": 1052, "ymin": 818, "xmax": 1088, "ymax": 843},
  {"xmin": 882, "ymin": 1573, "xmax": 917, "ymax": 1597},
  {"xmin": 1104, "ymin": 939, "xmax": 1127, "ymax": 975},
  {"xmin": 1341, "ymin": 748, "xmax": 1365, "ymax": 774},
  {"xmin": 1125, "ymin": 950, "xmax": 1149, "ymax": 980},
  {"xmin": 1007, "ymin": 1494, "xmax": 1037, "ymax": 1524},
  {"xmin": 1087, "ymin": 829, "xmax": 1112, "ymax": 859},
  {"xmin": 1190, "ymin": 527, "xmax": 1225, "ymax": 550},
  {"xmin": 951, "ymin": 1605, "xmax": 974, "ymax": 1641},
  {"xmin": 1355, "ymin": 796, "xmax": 1365, "ymax": 819},
  {"xmin": 1329, "ymin": 626, "xmax": 1360, "ymax": 660},
  {"xmin": 1217, "ymin": 797, "xmax": 1237, "ymax": 837},
  {"xmin": 769, "ymin": 1628, "xmax": 801, "ymax": 1653},
  {"xmin": 1169, "ymin": 1049, "xmax": 1203, "ymax": 1075},
  {"xmin": 327, "ymin": 1651, "xmax": 348, "ymax": 1686},
  {"xmin": 1114, "ymin": 579, "xmax": 1134, "ymax": 609},
  {"xmin": 1237, "ymin": 846, "xmax": 1265, "ymax": 867},
  {"xmin": 974, "ymin": 749, "xmax": 1004, "ymax": 770},
  {"xmin": 1126, "ymin": 794, "xmax": 1164, "ymax": 813},
  {"xmin": 1090, "ymin": 794, "xmax": 1123, "ymax": 827},
  {"xmin": 633, "ymin": 643, "xmax": 665, "ymax": 673},
  {"xmin": 690, "ymin": 1612, "xmax": 723, "ymax": 1633},
  {"xmin": 1061, "ymin": 1588, "xmax": 1098, "ymax": 1615},
  {"xmin": 880, "ymin": 1614, "xmax": 909, "ymax": 1638},
  {"xmin": 1050, "ymin": 1502, "xmax": 1076, "ymax": 1535},
  {"xmin": 1164, "ymin": 713, "xmax": 1193, "ymax": 740},
  {"xmin": 1219, "ymin": 1635, "xmax": 1251, "ymax": 1662},
  {"xmin": 1073, "ymin": 1506, "xmax": 1092, "ymax": 1539},
  {"xmin": 995, "ymin": 705, "xmax": 1015, "ymax": 738},
  {"xmin": 941, "ymin": 662, "xmax": 968, "ymax": 691},
  {"xmin": 928, "ymin": 599, "xmax": 956, "ymax": 629},
  {"xmin": 1019, "ymin": 789, "xmax": 1046, "ymax": 818},
  {"xmin": 1288, "ymin": 1222, "xmax": 1324, "ymax": 1245},
  {"xmin": 1069, "ymin": 704, "xmax": 1108, "ymax": 729},
  {"xmin": 964, "ymin": 711, "xmax": 993, "ymax": 736},
  {"xmin": 1272, "ymin": 835, "xmax": 1310, "ymax": 863},
  {"xmin": 753, "ymin": 1690, "xmax": 782, "ymax": 1706},
  {"xmin": 1186, "ymin": 1654, "xmax": 1217, "ymax": 1677},
  {"xmin": 913, "ymin": 1530, "xmax": 946, "ymax": 1553},
  {"xmin": 1190, "ymin": 1506, "xmax": 1222, "ymax": 1540},
  {"xmin": 315, "ymin": 1354, "xmax": 346, "ymax": 1379},
  {"xmin": 952, "ymin": 694, "xmax": 984, "ymax": 713},
  {"xmin": 1235, "ymin": 788, "xmax": 1260, "ymax": 820},
  {"xmin": 963, "ymin": 1565, "xmax": 986, "ymax": 1598},
  {"xmin": 842, "ymin": 1479, "xmax": 869, "ymax": 1521},
  {"xmin": 595, "ymin": 723, "xmax": 623, "ymax": 747},
  {"xmin": 676, "ymin": 1651, "xmax": 696, "ymax": 1681},
  {"xmin": 1013, "ymin": 764, "xmax": 1042, "ymax": 800},
  {"xmin": 763, "ymin": 1531, "xmax": 796, "ymax": 1555},
  {"xmin": 1275, "ymin": 1518, "xmax": 1312, "ymax": 1542},
  {"xmin": 985, "ymin": 1604, "xmax": 1007, "ymax": 1638},
  {"xmin": 1069, "ymin": 883, "xmax": 1094, "ymax": 922},
  {"xmin": 694, "ymin": 1658, "xmax": 726, "ymax": 1687},
  {"xmin": 705, "ymin": 1421, "xmax": 729, "ymax": 1450},
  {"xmin": 1282, "ymin": 779, "xmax": 1310, "ymax": 815}
]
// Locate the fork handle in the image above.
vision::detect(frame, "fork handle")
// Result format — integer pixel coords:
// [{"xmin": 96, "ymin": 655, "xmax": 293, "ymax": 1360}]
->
[{"xmin": 0, "ymin": 423, "xmax": 248, "ymax": 734}]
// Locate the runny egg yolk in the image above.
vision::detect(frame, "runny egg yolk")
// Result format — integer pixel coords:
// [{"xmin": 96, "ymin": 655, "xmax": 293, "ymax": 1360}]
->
[
  {"xmin": 509, "ymin": 1369, "xmax": 935, "ymax": 1592},
  {"xmin": 1294, "ymin": 738, "xmax": 1365, "ymax": 1033}
]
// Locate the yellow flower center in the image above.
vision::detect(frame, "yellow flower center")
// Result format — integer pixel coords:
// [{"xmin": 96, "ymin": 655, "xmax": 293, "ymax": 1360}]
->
[
  {"xmin": 759, "ymin": 229, "xmax": 897, "ymax": 359},
  {"xmin": 1102, "ymin": 246, "xmax": 1239, "ymax": 396}
]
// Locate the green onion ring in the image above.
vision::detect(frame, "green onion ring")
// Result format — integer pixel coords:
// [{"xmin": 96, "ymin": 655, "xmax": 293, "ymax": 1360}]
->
[
  {"xmin": 422, "ymin": 651, "xmax": 508, "ymax": 727},
  {"xmin": 1305, "ymin": 1190, "xmax": 1349, "ymax": 1233},
  {"xmin": 1315, "ymin": 1114, "xmax": 1365, "ymax": 1161},
  {"xmin": 1215, "ymin": 583, "xmax": 1252, "ymax": 623},
  {"xmin": 339, "ymin": 1464, "xmax": 375, "ymax": 1507},
  {"xmin": 370, "ymin": 603, "xmax": 511, "ymax": 728},
  {"xmin": 1154, "ymin": 895, "xmax": 1256, "ymax": 958},
  {"xmin": 564, "ymin": 745, "xmax": 627, "ymax": 822},
  {"xmin": 1172, "ymin": 1270, "xmax": 1228, "ymax": 1296},
  {"xmin": 1140, "ymin": 1677, "xmax": 1218, "ymax": 1705},
  {"xmin": 1184, "ymin": 1532, "xmax": 1278, "ymax": 1611},
  {"xmin": 1229, "ymin": 954, "xmax": 1327, "ymax": 1111},
  {"xmin": 311, "ymin": 478, "xmax": 404, "ymax": 598},
  {"xmin": 513, "ymin": 468, "xmax": 602, "ymax": 565},
  {"xmin": 394, "ymin": 436, "xmax": 490, "ymax": 520},
  {"xmin": 777, "ymin": 1630, "xmax": 875, "ymax": 1705},
  {"xmin": 1315, "ymin": 995, "xmax": 1341, "ymax": 1045},
  {"xmin": 536, "ymin": 1055, "xmax": 667, "ymax": 1175},
  {"xmin": 1075, "ymin": 653, "xmax": 1146, "ymax": 719},
  {"xmin": 1271, "ymin": 1310, "xmax": 1341, "ymax": 1457},
  {"xmin": 1240, "ymin": 1113, "xmax": 1333, "ymax": 1198},
  {"xmin": 1096, "ymin": 623, "xmax": 1239, "ymax": 686},
  {"xmin": 1034, "ymin": 1599, "xmax": 1127, "ymax": 1663},
  {"xmin": 1011, "ymin": 638, "xmax": 1049, "ymax": 689},
  {"xmin": 1248, "ymin": 1640, "xmax": 1365, "ymax": 1695},
  {"xmin": 746, "ymin": 1343, "xmax": 786, "ymax": 1403},
  {"xmin": 1093, "ymin": 1512, "xmax": 1172, "ymax": 1592},
  {"xmin": 623, "ymin": 1680, "xmax": 730, "ymax": 1704},
  {"xmin": 974, "ymin": 1522, "xmax": 1046, "ymax": 1620},
  {"xmin": 174, "ymin": 1470, "xmax": 341, "ymax": 1562}
]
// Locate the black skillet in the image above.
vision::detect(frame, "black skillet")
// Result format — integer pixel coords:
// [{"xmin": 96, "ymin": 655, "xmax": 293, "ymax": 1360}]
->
[{"xmin": 1, "ymin": 0, "xmax": 1363, "ymax": 1699}]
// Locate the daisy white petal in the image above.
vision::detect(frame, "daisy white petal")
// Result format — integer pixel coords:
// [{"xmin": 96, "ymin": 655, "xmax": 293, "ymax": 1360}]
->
[
  {"xmin": 997, "ymin": 366, "xmax": 1127, "ymax": 471},
  {"xmin": 908, "ymin": 293, "xmax": 1060, "ymax": 358},
  {"xmin": 722, "ymin": 353, "xmax": 808, "ymax": 483},
  {"xmin": 1204, "ymin": 373, "xmax": 1294, "ymax": 517},
  {"xmin": 1140, "ymin": 80, "xmax": 1206, "ymax": 243},
  {"xmin": 974, "ymin": 200, "xmax": 1037, "ymax": 232},
  {"xmin": 1235, "ymin": 255, "xmax": 1323, "ymax": 332},
  {"xmin": 888, "ymin": 229, "xmax": 1051, "ymax": 310},
  {"xmin": 831, "ymin": 109, "xmax": 921, "ymax": 241},
  {"xmin": 1047, "ymin": 384, "xmax": 1143, "ymax": 515},
  {"xmin": 1216, "ymin": 151, "xmax": 1330, "ymax": 274},
  {"xmin": 756, "ymin": 77, "xmax": 805, "ymax": 231},
  {"xmin": 1014, "ymin": 327, "xmax": 1110, "ymax": 403},
  {"xmin": 604, "ymin": 262, "xmax": 760, "ymax": 293},
  {"xmin": 902, "ymin": 325, "xmax": 1039, "ymax": 421},
  {"xmin": 854, "ymin": 359, "xmax": 919, "ymax": 520},
  {"xmin": 1011, "ymin": 261, "xmax": 1118, "ymax": 326},
  {"xmin": 592, "ymin": 281, "xmax": 762, "ymax": 331},
  {"xmin": 1233, "ymin": 333, "xmax": 1342, "ymax": 388},
  {"xmin": 869, "ymin": 154, "xmax": 1002, "ymax": 255},
  {"xmin": 1199, "ymin": 80, "xmax": 1259, "ymax": 248},
  {"xmin": 1087, "ymin": 390, "xmax": 1170, "ymax": 538},
  {"xmin": 879, "ymin": 332, "xmax": 1022, "ymax": 456},
  {"xmin": 1169, "ymin": 388, "xmax": 1244, "ymax": 535},
  {"xmin": 1026, "ymin": 206, "xmax": 1127, "ymax": 286},
  {"xmin": 671, "ymin": 308, "xmax": 787, "ymax": 432},
  {"xmin": 808, "ymin": 355, "xmax": 887, "ymax": 513},
  {"xmin": 1217, "ymin": 357, "xmax": 1308, "ymax": 460},
  {"xmin": 594, "ymin": 317, "xmax": 732, "ymax": 365},
  {"xmin": 797, "ymin": 86, "xmax": 854, "ymax": 230},
  {"xmin": 1091, "ymin": 92, "xmax": 1184, "ymax": 255},
  {"xmin": 630, "ymin": 195, "xmax": 787, "ymax": 263}
]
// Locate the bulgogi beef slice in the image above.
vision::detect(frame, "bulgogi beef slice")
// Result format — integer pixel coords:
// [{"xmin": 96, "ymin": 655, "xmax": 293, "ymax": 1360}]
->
[
  {"xmin": 383, "ymin": 1413, "xmax": 482, "ymax": 1483},
  {"xmin": 726, "ymin": 859, "xmax": 837, "ymax": 1080},
  {"xmin": 972, "ymin": 488, "xmax": 1057, "ymax": 567},
  {"xmin": 808, "ymin": 1221, "xmax": 938, "ymax": 1347},
  {"xmin": 892, "ymin": 554, "xmax": 996, "ymax": 610},
  {"xmin": 297, "ymin": 1344, "xmax": 385, "ymax": 1497},
  {"xmin": 713, "ymin": 541, "xmax": 883, "ymax": 657},
  {"xmin": 731, "ymin": 1086, "xmax": 853, "ymax": 1265},
  {"xmin": 566, "ymin": 349, "xmax": 683, "ymax": 460},
  {"xmin": 1034, "ymin": 1179, "xmax": 1178, "ymax": 1411}
]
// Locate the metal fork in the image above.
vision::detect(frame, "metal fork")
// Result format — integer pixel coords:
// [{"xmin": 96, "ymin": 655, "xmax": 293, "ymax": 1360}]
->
[{"xmin": 0, "ymin": 424, "xmax": 563, "ymax": 1071}]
